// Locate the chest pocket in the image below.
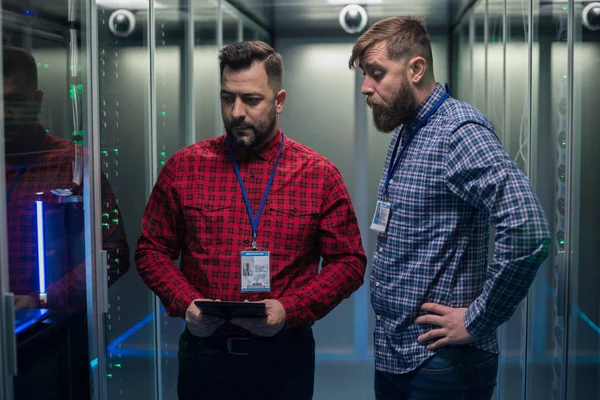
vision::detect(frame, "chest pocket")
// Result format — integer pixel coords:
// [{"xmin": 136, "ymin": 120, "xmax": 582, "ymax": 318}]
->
[
  {"xmin": 182, "ymin": 199, "xmax": 233, "ymax": 250},
  {"xmin": 268, "ymin": 204, "xmax": 320, "ymax": 252},
  {"xmin": 389, "ymin": 160, "xmax": 442, "ymax": 227},
  {"xmin": 389, "ymin": 180, "xmax": 426, "ymax": 227}
]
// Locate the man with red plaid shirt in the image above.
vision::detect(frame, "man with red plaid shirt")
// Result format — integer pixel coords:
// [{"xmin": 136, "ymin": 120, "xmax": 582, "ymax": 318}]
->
[
  {"xmin": 3, "ymin": 46, "xmax": 129, "ymax": 313},
  {"xmin": 136, "ymin": 41, "xmax": 366, "ymax": 400}
]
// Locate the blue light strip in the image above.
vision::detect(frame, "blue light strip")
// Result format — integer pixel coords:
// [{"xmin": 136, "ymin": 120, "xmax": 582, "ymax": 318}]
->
[
  {"xmin": 104, "ymin": 284, "xmax": 600, "ymax": 363},
  {"xmin": 573, "ymin": 306, "xmax": 600, "ymax": 335},
  {"xmin": 98, "ymin": 345, "xmax": 600, "ymax": 365},
  {"xmin": 106, "ymin": 312, "xmax": 156, "ymax": 354},
  {"xmin": 543, "ymin": 283, "xmax": 600, "ymax": 337},
  {"xmin": 35, "ymin": 198, "xmax": 46, "ymax": 295}
]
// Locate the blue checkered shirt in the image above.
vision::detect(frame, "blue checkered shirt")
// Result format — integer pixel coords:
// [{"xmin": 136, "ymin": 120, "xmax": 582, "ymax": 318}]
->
[{"xmin": 371, "ymin": 83, "xmax": 551, "ymax": 374}]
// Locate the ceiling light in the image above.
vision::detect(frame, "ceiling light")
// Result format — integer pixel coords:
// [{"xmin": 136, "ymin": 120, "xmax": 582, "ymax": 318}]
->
[
  {"xmin": 327, "ymin": 0, "xmax": 382, "ymax": 5},
  {"xmin": 96, "ymin": 0, "xmax": 167, "ymax": 10}
]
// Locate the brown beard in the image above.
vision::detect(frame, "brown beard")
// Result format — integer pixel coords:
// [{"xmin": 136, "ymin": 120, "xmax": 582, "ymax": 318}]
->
[{"xmin": 370, "ymin": 80, "xmax": 416, "ymax": 133}]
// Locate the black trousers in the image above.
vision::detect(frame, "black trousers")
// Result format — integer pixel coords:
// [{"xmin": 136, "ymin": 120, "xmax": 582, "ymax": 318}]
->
[{"xmin": 177, "ymin": 325, "xmax": 315, "ymax": 400}]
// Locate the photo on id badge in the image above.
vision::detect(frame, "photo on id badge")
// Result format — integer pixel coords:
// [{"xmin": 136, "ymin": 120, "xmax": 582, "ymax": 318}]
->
[
  {"xmin": 370, "ymin": 200, "xmax": 391, "ymax": 233},
  {"xmin": 241, "ymin": 250, "xmax": 271, "ymax": 292}
]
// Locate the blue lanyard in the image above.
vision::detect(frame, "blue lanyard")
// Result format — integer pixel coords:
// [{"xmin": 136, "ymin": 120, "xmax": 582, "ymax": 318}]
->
[
  {"xmin": 226, "ymin": 132, "xmax": 285, "ymax": 250},
  {"xmin": 384, "ymin": 83, "xmax": 451, "ymax": 198},
  {"xmin": 6, "ymin": 165, "xmax": 26, "ymax": 202}
]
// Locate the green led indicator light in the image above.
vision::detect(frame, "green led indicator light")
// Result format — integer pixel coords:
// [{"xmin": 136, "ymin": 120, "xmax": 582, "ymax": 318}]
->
[
  {"xmin": 107, "ymin": 374, "xmax": 112, "ymax": 378},
  {"xmin": 78, "ymin": 84, "xmax": 83, "ymax": 90},
  {"xmin": 45, "ymin": 129, "xmax": 50, "ymax": 133},
  {"xmin": 112, "ymin": 219, "xmax": 119, "ymax": 223},
  {"xmin": 564, "ymin": 75, "xmax": 568, "ymax": 79},
  {"xmin": 102, "ymin": 223, "xmax": 109, "ymax": 227},
  {"xmin": 112, "ymin": 148, "xmax": 118, "ymax": 152},
  {"xmin": 114, "ymin": 258, "xmax": 119, "ymax": 263},
  {"xmin": 160, "ymin": 151, "xmax": 166, "ymax": 157},
  {"xmin": 114, "ymin": 364, "xmax": 122, "ymax": 368},
  {"xmin": 160, "ymin": 161, "xmax": 166, "ymax": 166},
  {"xmin": 563, "ymin": 6, "xmax": 568, "ymax": 11},
  {"xmin": 161, "ymin": 111, "xmax": 166, "ymax": 116},
  {"xmin": 101, "ymin": 150, "xmax": 108, "ymax": 156},
  {"xmin": 37, "ymin": 62, "xmax": 42, "ymax": 68},
  {"xmin": 559, "ymin": 239, "xmax": 565, "ymax": 245},
  {"xmin": 44, "ymin": 64, "xmax": 49, "ymax": 69},
  {"xmin": 103, "ymin": 213, "xmax": 109, "ymax": 218},
  {"xmin": 561, "ymin": 140, "xmax": 567, "ymax": 146},
  {"xmin": 113, "ymin": 209, "xmax": 119, "ymax": 213}
]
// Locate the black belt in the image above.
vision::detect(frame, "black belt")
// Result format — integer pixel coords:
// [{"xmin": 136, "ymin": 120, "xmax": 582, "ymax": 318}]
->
[{"xmin": 182, "ymin": 325, "xmax": 313, "ymax": 356}]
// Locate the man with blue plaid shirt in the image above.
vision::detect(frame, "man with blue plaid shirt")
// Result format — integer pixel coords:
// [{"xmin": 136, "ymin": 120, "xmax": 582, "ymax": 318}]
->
[{"xmin": 350, "ymin": 16, "xmax": 551, "ymax": 399}]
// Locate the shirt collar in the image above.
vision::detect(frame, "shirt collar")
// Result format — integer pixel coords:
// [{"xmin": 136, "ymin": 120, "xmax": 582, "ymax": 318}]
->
[
  {"xmin": 228, "ymin": 126, "xmax": 283, "ymax": 163},
  {"xmin": 399, "ymin": 82, "xmax": 446, "ymax": 139}
]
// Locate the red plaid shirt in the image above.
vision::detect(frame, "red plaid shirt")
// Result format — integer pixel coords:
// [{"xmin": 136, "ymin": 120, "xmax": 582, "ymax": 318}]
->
[
  {"xmin": 135, "ymin": 127, "xmax": 366, "ymax": 334},
  {"xmin": 5, "ymin": 127, "xmax": 129, "ymax": 311}
]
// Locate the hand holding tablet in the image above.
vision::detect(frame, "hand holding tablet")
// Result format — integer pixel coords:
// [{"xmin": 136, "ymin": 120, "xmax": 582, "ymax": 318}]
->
[{"xmin": 194, "ymin": 300, "xmax": 267, "ymax": 320}]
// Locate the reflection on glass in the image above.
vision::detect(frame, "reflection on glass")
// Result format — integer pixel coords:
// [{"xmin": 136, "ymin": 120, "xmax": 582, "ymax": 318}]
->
[
  {"xmin": 3, "ymin": 12, "xmax": 128, "ymax": 398},
  {"xmin": 4, "ymin": 46, "xmax": 93, "ymax": 313}
]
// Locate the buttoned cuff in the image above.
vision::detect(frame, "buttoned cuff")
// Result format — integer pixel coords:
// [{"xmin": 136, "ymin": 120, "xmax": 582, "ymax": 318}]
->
[
  {"xmin": 464, "ymin": 297, "xmax": 495, "ymax": 339},
  {"xmin": 172, "ymin": 290, "xmax": 204, "ymax": 319},
  {"xmin": 277, "ymin": 295, "xmax": 307, "ymax": 330}
]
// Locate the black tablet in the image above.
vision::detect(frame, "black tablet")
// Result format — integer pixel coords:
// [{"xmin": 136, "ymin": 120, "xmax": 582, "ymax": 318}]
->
[{"xmin": 194, "ymin": 300, "xmax": 267, "ymax": 319}]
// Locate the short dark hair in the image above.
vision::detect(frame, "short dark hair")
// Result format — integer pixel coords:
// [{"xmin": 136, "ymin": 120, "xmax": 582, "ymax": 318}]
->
[
  {"xmin": 349, "ymin": 16, "xmax": 433, "ymax": 71},
  {"xmin": 3, "ymin": 46, "xmax": 38, "ymax": 91},
  {"xmin": 219, "ymin": 41, "xmax": 283, "ymax": 92}
]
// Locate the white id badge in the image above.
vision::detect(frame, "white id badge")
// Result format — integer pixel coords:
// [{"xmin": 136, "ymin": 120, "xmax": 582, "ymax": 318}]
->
[
  {"xmin": 241, "ymin": 251, "xmax": 271, "ymax": 293},
  {"xmin": 370, "ymin": 200, "xmax": 391, "ymax": 233}
]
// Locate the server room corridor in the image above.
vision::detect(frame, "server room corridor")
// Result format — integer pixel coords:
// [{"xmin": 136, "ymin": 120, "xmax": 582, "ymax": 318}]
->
[{"xmin": 0, "ymin": 1, "xmax": 598, "ymax": 399}]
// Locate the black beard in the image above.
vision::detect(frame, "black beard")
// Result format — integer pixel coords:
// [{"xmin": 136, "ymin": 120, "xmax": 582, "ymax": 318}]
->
[{"xmin": 224, "ymin": 108, "xmax": 277, "ymax": 149}]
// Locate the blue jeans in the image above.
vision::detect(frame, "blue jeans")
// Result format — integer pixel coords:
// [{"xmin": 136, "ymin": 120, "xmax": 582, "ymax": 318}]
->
[{"xmin": 375, "ymin": 346, "xmax": 499, "ymax": 400}]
